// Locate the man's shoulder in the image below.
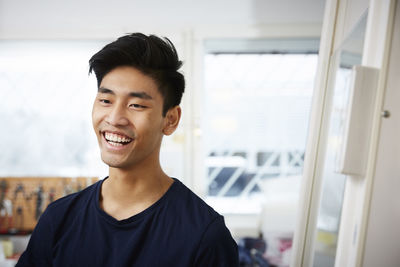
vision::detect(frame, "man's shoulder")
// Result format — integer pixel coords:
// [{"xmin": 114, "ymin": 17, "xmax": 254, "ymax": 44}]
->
[
  {"xmin": 163, "ymin": 179, "xmax": 238, "ymax": 265},
  {"xmin": 169, "ymin": 178, "xmax": 221, "ymax": 224}
]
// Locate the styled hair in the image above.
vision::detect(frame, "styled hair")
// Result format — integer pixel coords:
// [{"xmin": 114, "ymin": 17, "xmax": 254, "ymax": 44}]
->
[{"xmin": 89, "ymin": 33, "xmax": 185, "ymax": 116}]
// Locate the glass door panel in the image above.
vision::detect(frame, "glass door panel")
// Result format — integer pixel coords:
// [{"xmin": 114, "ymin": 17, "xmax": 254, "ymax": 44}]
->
[{"xmin": 311, "ymin": 12, "xmax": 368, "ymax": 267}]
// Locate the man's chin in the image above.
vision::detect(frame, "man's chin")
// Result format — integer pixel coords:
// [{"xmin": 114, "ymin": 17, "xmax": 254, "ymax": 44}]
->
[{"xmin": 101, "ymin": 156, "xmax": 130, "ymax": 169}]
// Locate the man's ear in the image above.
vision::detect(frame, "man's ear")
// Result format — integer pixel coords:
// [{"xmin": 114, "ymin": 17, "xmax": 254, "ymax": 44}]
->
[{"xmin": 162, "ymin": 106, "xmax": 181, "ymax": 136}]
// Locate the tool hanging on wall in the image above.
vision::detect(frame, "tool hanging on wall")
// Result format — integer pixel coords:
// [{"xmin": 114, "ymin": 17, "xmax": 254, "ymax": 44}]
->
[
  {"xmin": 0, "ymin": 180, "xmax": 8, "ymax": 206},
  {"xmin": 48, "ymin": 187, "xmax": 56, "ymax": 204},
  {"xmin": 13, "ymin": 183, "xmax": 26, "ymax": 201},
  {"xmin": 0, "ymin": 180, "xmax": 13, "ymax": 231},
  {"xmin": 35, "ymin": 184, "xmax": 45, "ymax": 220},
  {"xmin": 15, "ymin": 206, "xmax": 23, "ymax": 230},
  {"xmin": 24, "ymin": 191, "xmax": 33, "ymax": 214}
]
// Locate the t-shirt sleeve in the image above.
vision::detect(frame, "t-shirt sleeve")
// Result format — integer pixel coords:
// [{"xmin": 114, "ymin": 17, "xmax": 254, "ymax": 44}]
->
[
  {"xmin": 16, "ymin": 207, "xmax": 54, "ymax": 267},
  {"xmin": 194, "ymin": 216, "xmax": 239, "ymax": 267}
]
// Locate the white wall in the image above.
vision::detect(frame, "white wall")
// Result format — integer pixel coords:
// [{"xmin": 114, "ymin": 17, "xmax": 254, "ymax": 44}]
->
[
  {"xmin": 0, "ymin": 0, "xmax": 325, "ymax": 38},
  {"xmin": 363, "ymin": 1, "xmax": 400, "ymax": 266}
]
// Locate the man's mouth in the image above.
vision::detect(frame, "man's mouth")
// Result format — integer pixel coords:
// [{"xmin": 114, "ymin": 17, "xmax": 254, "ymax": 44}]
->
[{"xmin": 103, "ymin": 132, "xmax": 133, "ymax": 147}]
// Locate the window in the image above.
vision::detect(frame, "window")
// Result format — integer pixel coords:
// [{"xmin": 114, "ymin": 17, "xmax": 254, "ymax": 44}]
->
[
  {"xmin": 203, "ymin": 39, "xmax": 319, "ymax": 214},
  {"xmin": 202, "ymin": 38, "xmax": 319, "ymax": 264},
  {"xmin": 0, "ymin": 41, "xmax": 108, "ymax": 177}
]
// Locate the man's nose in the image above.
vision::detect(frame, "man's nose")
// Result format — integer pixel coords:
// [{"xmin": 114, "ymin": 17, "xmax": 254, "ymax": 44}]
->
[{"xmin": 105, "ymin": 103, "xmax": 129, "ymax": 126}]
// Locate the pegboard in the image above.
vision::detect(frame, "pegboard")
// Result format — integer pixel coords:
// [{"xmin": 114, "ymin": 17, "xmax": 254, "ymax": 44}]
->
[{"xmin": 0, "ymin": 177, "xmax": 98, "ymax": 233}]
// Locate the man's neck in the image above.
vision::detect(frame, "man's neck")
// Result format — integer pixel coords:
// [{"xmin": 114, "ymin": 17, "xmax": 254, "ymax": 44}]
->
[{"xmin": 99, "ymin": 164, "xmax": 173, "ymax": 220}]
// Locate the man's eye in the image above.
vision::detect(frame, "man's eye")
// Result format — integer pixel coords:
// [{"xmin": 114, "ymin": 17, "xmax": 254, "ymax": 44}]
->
[
  {"xmin": 130, "ymin": 104, "xmax": 146, "ymax": 109},
  {"xmin": 99, "ymin": 99, "xmax": 111, "ymax": 104}
]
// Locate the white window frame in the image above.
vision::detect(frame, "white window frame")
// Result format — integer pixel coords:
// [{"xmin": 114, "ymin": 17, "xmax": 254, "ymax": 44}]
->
[
  {"xmin": 186, "ymin": 24, "xmax": 323, "ymax": 237},
  {"xmin": 290, "ymin": 0, "xmax": 397, "ymax": 266}
]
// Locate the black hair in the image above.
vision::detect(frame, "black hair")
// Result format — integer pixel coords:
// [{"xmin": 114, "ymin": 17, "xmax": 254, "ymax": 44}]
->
[{"xmin": 89, "ymin": 33, "xmax": 185, "ymax": 116}]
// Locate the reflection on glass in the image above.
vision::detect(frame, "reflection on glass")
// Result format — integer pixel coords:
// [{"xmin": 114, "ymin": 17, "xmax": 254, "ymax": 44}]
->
[{"xmin": 312, "ymin": 12, "xmax": 368, "ymax": 267}]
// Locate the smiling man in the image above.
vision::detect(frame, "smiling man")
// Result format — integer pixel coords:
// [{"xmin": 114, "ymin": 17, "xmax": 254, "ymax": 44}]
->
[{"xmin": 16, "ymin": 33, "xmax": 239, "ymax": 266}]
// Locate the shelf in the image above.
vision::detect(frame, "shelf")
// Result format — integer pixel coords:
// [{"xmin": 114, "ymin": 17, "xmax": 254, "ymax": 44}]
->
[{"xmin": 0, "ymin": 230, "xmax": 32, "ymax": 236}]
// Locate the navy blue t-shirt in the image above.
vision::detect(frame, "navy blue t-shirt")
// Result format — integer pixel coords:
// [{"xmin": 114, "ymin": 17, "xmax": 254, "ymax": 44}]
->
[{"xmin": 17, "ymin": 178, "xmax": 239, "ymax": 266}]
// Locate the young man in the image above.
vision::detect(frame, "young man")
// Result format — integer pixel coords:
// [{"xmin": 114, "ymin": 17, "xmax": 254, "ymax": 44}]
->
[{"xmin": 16, "ymin": 33, "xmax": 239, "ymax": 266}]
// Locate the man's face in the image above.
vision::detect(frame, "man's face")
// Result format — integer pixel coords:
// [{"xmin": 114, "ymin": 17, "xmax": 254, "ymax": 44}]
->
[{"xmin": 92, "ymin": 66, "xmax": 168, "ymax": 170}]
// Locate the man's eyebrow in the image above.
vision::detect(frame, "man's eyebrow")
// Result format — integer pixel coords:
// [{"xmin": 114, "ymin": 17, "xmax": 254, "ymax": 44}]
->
[
  {"xmin": 98, "ymin": 87, "xmax": 115, "ymax": 95},
  {"xmin": 128, "ymin": 91, "xmax": 153, "ymax": 100},
  {"xmin": 98, "ymin": 87, "xmax": 153, "ymax": 100}
]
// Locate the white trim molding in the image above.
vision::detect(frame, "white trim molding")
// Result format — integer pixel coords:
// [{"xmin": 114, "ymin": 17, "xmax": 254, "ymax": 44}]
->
[{"xmin": 290, "ymin": 1, "xmax": 340, "ymax": 266}]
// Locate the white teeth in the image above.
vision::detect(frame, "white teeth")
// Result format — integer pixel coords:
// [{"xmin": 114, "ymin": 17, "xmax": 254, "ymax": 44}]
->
[
  {"xmin": 104, "ymin": 132, "xmax": 132, "ymax": 144},
  {"xmin": 108, "ymin": 141, "xmax": 123, "ymax": 146}
]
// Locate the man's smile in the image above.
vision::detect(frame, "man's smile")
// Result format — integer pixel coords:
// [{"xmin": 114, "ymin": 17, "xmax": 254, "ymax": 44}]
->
[{"xmin": 102, "ymin": 131, "xmax": 133, "ymax": 147}]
